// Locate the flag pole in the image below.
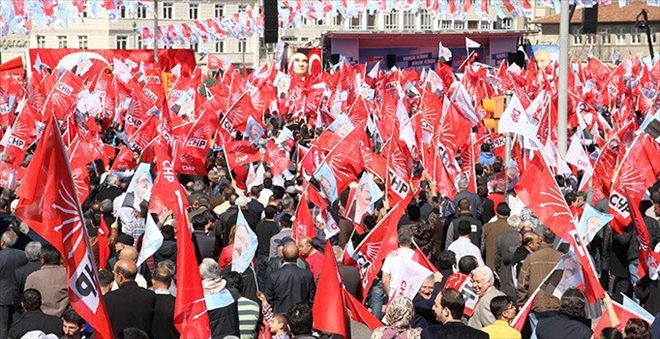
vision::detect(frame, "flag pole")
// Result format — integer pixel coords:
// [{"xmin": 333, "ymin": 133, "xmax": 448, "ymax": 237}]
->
[
  {"xmin": 153, "ymin": 0, "xmax": 159, "ymax": 64},
  {"xmin": 557, "ymin": 0, "xmax": 570, "ymax": 157}
]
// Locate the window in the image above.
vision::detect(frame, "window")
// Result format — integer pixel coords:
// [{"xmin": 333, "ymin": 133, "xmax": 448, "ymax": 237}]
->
[
  {"xmin": 367, "ymin": 14, "xmax": 376, "ymax": 29},
  {"xmin": 420, "ymin": 10, "xmax": 432, "ymax": 30},
  {"xmin": 480, "ymin": 21, "xmax": 491, "ymax": 30},
  {"xmin": 467, "ymin": 21, "xmax": 479, "ymax": 30},
  {"xmin": 163, "ymin": 3, "xmax": 173, "ymax": 19},
  {"xmin": 119, "ymin": 6, "xmax": 126, "ymax": 18},
  {"xmin": 116, "ymin": 35, "xmax": 128, "ymax": 49},
  {"xmin": 332, "ymin": 15, "xmax": 342, "ymax": 27},
  {"xmin": 585, "ymin": 34, "xmax": 596, "ymax": 45},
  {"xmin": 403, "ymin": 12, "xmax": 416, "ymax": 30},
  {"xmin": 215, "ymin": 41, "xmax": 224, "ymax": 53},
  {"xmin": 36, "ymin": 35, "xmax": 46, "ymax": 48},
  {"xmin": 453, "ymin": 21, "xmax": 465, "ymax": 30},
  {"xmin": 573, "ymin": 28, "xmax": 582, "ymax": 45},
  {"xmin": 57, "ymin": 35, "xmax": 67, "ymax": 48},
  {"xmin": 238, "ymin": 40, "xmax": 247, "ymax": 53},
  {"xmin": 385, "ymin": 10, "xmax": 399, "ymax": 30},
  {"xmin": 238, "ymin": 4, "xmax": 247, "ymax": 13},
  {"xmin": 497, "ymin": 18, "xmax": 512, "ymax": 29},
  {"xmin": 441, "ymin": 20, "xmax": 451, "ymax": 29},
  {"xmin": 600, "ymin": 29, "xmax": 610, "ymax": 45},
  {"xmin": 82, "ymin": 3, "xmax": 88, "ymax": 18},
  {"xmin": 215, "ymin": 4, "xmax": 224, "ymax": 18},
  {"xmin": 616, "ymin": 28, "xmax": 626, "ymax": 45},
  {"xmin": 631, "ymin": 27, "xmax": 641, "ymax": 44},
  {"xmin": 651, "ymin": 28, "xmax": 657, "ymax": 44},
  {"xmin": 189, "ymin": 3, "xmax": 198, "ymax": 19},
  {"xmin": 78, "ymin": 35, "xmax": 88, "ymax": 49},
  {"xmin": 349, "ymin": 15, "xmax": 361, "ymax": 29},
  {"xmin": 136, "ymin": 36, "xmax": 142, "ymax": 49},
  {"xmin": 191, "ymin": 43, "xmax": 198, "ymax": 52},
  {"xmin": 137, "ymin": 5, "xmax": 147, "ymax": 19}
]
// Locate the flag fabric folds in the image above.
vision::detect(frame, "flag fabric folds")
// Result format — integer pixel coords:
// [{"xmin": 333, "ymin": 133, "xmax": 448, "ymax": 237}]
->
[
  {"xmin": 312, "ymin": 242, "xmax": 349, "ymax": 338},
  {"xmin": 15, "ymin": 115, "xmax": 113, "ymax": 339}
]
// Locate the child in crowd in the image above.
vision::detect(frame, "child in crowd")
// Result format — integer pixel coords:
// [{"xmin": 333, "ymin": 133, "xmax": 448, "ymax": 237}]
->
[{"xmin": 256, "ymin": 291, "xmax": 291, "ymax": 339}]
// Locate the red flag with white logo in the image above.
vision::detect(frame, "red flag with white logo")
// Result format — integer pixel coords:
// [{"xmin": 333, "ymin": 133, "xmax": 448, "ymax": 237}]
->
[
  {"xmin": 312, "ymin": 242, "xmax": 349, "ymax": 338},
  {"xmin": 223, "ymin": 140, "xmax": 261, "ymax": 170},
  {"xmin": 15, "ymin": 115, "xmax": 113, "ymax": 339}
]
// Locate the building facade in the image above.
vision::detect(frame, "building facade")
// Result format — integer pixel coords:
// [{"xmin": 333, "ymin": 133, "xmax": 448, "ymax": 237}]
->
[
  {"xmin": 0, "ymin": 0, "xmax": 557, "ymax": 70},
  {"xmin": 533, "ymin": 1, "xmax": 659, "ymax": 61}
]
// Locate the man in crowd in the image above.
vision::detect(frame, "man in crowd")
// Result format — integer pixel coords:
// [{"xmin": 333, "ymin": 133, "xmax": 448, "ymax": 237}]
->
[
  {"xmin": 8, "ymin": 289, "xmax": 63, "ymax": 339},
  {"xmin": 454, "ymin": 179, "xmax": 482, "ymax": 220},
  {"xmin": 298, "ymin": 236, "xmax": 323, "ymax": 281},
  {"xmin": 382, "ymin": 227, "xmax": 416, "ymax": 299},
  {"xmin": 61, "ymin": 309, "xmax": 87, "ymax": 339},
  {"xmin": 422, "ymin": 288, "xmax": 489, "ymax": 338},
  {"xmin": 481, "ymin": 295, "xmax": 521, "ymax": 339},
  {"xmin": 516, "ymin": 229, "xmax": 562, "ymax": 339},
  {"xmin": 24, "ymin": 244, "xmax": 68, "ymax": 317},
  {"xmin": 483, "ymin": 203, "xmax": 511, "ymax": 271},
  {"xmin": 255, "ymin": 205, "xmax": 280, "ymax": 287},
  {"xmin": 224, "ymin": 272, "xmax": 260, "ymax": 339},
  {"xmin": 448, "ymin": 221, "xmax": 485, "ymax": 268},
  {"xmin": 266, "ymin": 241, "xmax": 316, "ymax": 313},
  {"xmin": 0, "ymin": 229, "xmax": 27, "ymax": 339},
  {"xmin": 468, "ymin": 266, "xmax": 505, "ymax": 329},
  {"xmin": 14, "ymin": 241, "xmax": 42, "ymax": 296},
  {"xmin": 446, "ymin": 199, "xmax": 484, "ymax": 253},
  {"xmin": 269, "ymin": 214, "xmax": 293, "ymax": 259},
  {"xmin": 151, "ymin": 266, "xmax": 179, "ymax": 339},
  {"xmin": 105, "ymin": 259, "xmax": 157, "ymax": 338}
]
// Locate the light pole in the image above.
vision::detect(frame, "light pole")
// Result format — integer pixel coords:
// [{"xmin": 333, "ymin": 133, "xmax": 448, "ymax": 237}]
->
[
  {"xmin": 557, "ymin": 0, "xmax": 570, "ymax": 157},
  {"xmin": 153, "ymin": 0, "xmax": 159, "ymax": 64}
]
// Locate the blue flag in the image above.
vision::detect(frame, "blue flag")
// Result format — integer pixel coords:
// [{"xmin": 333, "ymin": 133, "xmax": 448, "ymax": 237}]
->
[
  {"xmin": 231, "ymin": 209, "xmax": 258, "ymax": 273},
  {"xmin": 577, "ymin": 204, "xmax": 613, "ymax": 244},
  {"xmin": 136, "ymin": 214, "xmax": 163, "ymax": 267}
]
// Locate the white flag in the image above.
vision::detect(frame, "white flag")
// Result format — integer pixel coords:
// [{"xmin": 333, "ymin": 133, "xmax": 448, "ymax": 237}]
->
[
  {"xmin": 498, "ymin": 94, "xmax": 538, "ymax": 139},
  {"xmin": 136, "ymin": 214, "xmax": 163, "ymax": 267},
  {"xmin": 388, "ymin": 256, "xmax": 433, "ymax": 300},
  {"xmin": 465, "ymin": 37, "xmax": 481, "ymax": 49}
]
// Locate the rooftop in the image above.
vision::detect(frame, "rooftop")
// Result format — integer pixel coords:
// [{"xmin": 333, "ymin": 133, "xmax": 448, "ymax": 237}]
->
[{"xmin": 533, "ymin": 1, "xmax": 660, "ymax": 24}]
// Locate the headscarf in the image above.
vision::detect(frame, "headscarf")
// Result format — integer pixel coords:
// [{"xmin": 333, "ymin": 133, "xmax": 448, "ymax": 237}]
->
[{"xmin": 386, "ymin": 296, "xmax": 414, "ymax": 329}]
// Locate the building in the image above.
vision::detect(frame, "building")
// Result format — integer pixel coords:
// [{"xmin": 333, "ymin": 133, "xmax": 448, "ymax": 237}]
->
[
  {"xmin": 532, "ymin": 1, "xmax": 659, "ymax": 61},
  {"xmin": 0, "ymin": 0, "xmax": 555, "ymax": 71}
]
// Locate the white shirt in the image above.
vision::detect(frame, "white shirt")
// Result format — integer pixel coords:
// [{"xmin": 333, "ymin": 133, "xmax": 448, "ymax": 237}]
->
[
  {"xmin": 448, "ymin": 237, "xmax": 485, "ymax": 268},
  {"xmin": 111, "ymin": 273, "xmax": 148, "ymax": 291},
  {"xmin": 381, "ymin": 247, "xmax": 416, "ymax": 297}
]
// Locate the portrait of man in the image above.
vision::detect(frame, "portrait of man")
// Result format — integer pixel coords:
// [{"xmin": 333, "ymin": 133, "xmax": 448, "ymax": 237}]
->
[
  {"xmin": 329, "ymin": 114, "xmax": 354, "ymax": 139},
  {"xmin": 313, "ymin": 163, "xmax": 338, "ymax": 204},
  {"xmin": 347, "ymin": 174, "xmax": 383, "ymax": 225},
  {"xmin": 125, "ymin": 163, "xmax": 153, "ymax": 207},
  {"xmin": 274, "ymin": 72, "xmax": 291, "ymax": 100},
  {"xmin": 578, "ymin": 204, "xmax": 613, "ymax": 243},
  {"xmin": 245, "ymin": 117, "xmax": 264, "ymax": 145},
  {"xmin": 288, "ymin": 52, "xmax": 309, "ymax": 77}
]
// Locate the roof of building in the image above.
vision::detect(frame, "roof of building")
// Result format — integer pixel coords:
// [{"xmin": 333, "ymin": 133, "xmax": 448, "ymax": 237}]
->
[{"xmin": 533, "ymin": 1, "xmax": 660, "ymax": 24}]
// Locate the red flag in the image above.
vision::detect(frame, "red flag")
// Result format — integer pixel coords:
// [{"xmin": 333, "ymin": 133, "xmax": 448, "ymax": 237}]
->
[
  {"xmin": 152, "ymin": 154, "xmax": 211, "ymax": 338},
  {"xmin": 594, "ymin": 300, "xmax": 649, "ymax": 338},
  {"xmin": 342, "ymin": 287, "xmax": 383, "ymax": 331},
  {"xmin": 264, "ymin": 140, "xmax": 292, "ymax": 177},
  {"xmin": 353, "ymin": 197, "xmax": 412, "ymax": 299},
  {"xmin": 43, "ymin": 70, "xmax": 84, "ymax": 120},
  {"xmin": 292, "ymin": 194, "xmax": 316, "ymax": 241},
  {"xmin": 223, "ymin": 140, "xmax": 261, "ymax": 170},
  {"xmin": 609, "ymin": 134, "xmax": 660, "ymax": 233},
  {"xmin": 15, "ymin": 115, "xmax": 113, "ymax": 339},
  {"xmin": 515, "ymin": 152, "xmax": 605, "ymax": 303},
  {"xmin": 174, "ymin": 108, "xmax": 218, "ymax": 175},
  {"xmin": 312, "ymin": 242, "xmax": 349, "ymax": 338},
  {"xmin": 386, "ymin": 136, "xmax": 414, "ymax": 207}
]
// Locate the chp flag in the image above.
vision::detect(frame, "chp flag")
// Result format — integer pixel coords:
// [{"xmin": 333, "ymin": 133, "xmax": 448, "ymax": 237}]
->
[{"xmin": 15, "ymin": 115, "xmax": 113, "ymax": 339}]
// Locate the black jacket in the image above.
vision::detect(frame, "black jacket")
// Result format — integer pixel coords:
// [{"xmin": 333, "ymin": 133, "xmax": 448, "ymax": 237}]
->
[
  {"xmin": 412, "ymin": 282, "xmax": 442, "ymax": 329},
  {"xmin": 635, "ymin": 274, "xmax": 660, "ymax": 316},
  {"xmin": 193, "ymin": 231, "xmax": 219, "ymax": 264},
  {"xmin": 14, "ymin": 261, "xmax": 41, "ymax": 297},
  {"xmin": 152, "ymin": 293, "xmax": 180, "ymax": 339},
  {"xmin": 153, "ymin": 239, "xmax": 177, "ymax": 267},
  {"xmin": 8, "ymin": 310, "xmax": 63, "ymax": 339},
  {"xmin": 104, "ymin": 281, "xmax": 157, "ymax": 338},
  {"xmin": 421, "ymin": 321, "xmax": 489, "ymax": 339},
  {"xmin": 536, "ymin": 314, "xmax": 592, "ymax": 339},
  {"xmin": 266, "ymin": 263, "xmax": 316, "ymax": 313},
  {"xmin": 208, "ymin": 288, "xmax": 240, "ymax": 338},
  {"xmin": 0, "ymin": 247, "xmax": 27, "ymax": 306}
]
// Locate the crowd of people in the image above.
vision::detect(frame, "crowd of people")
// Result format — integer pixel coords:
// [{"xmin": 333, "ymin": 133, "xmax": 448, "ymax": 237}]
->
[{"xmin": 0, "ymin": 46, "xmax": 658, "ymax": 339}]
